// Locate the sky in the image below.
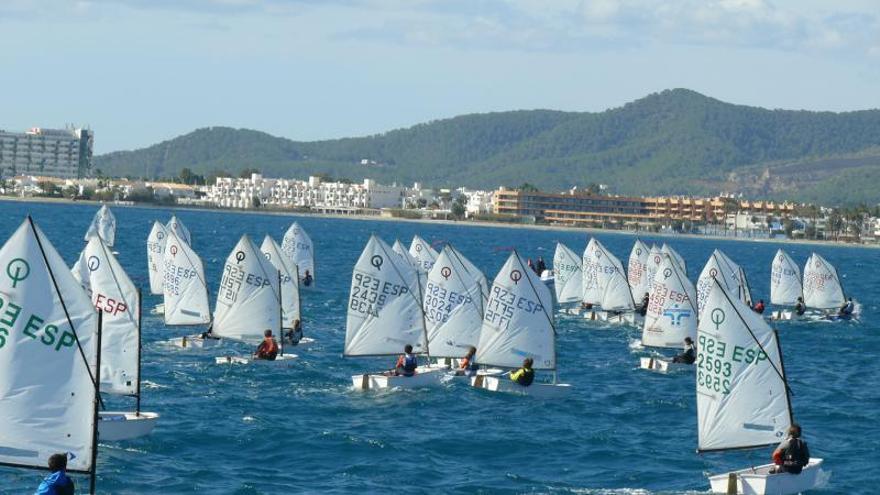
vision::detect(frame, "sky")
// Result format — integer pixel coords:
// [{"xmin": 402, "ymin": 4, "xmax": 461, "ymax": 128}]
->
[{"xmin": 1, "ymin": 0, "xmax": 879, "ymax": 153}]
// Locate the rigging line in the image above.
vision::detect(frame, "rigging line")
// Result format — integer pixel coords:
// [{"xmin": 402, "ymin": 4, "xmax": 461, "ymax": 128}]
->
[
  {"xmin": 712, "ymin": 277, "xmax": 791, "ymax": 393},
  {"xmin": 28, "ymin": 217, "xmax": 103, "ymax": 407}
]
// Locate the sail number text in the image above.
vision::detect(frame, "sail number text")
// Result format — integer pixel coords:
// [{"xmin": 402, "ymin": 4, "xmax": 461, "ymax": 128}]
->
[
  {"xmin": 697, "ymin": 333, "xmax": 769, "ymax": 395},
  {"xmin": 349, "ymin": 272, "xmax": 409, "ymax": 316},
  {"xmin": 484, "ymin": 285, "xmax": 544, "ymax": 331},
  {"xmin": 0, "ymin": 294, "xmax": 77, "ymax": 351},
  {"xmin": 423, "ymin": 280, "xmax": 472, "ymax": 323}
]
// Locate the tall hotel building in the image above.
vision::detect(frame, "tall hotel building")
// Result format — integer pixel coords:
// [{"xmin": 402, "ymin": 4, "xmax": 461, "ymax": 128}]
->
[{"xmin": 0, "ymin": 127, "xmax": 94, "ymax": 179}]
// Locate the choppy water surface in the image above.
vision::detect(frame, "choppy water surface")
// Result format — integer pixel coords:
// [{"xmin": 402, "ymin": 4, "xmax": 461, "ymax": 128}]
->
[{"xmin": 1, "ymin": 200, "xmax": 877, "ymax": 494}]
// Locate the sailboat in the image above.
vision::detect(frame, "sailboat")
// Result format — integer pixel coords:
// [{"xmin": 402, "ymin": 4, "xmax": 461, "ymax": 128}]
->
[
  {"xmin": 471, "ymin": 251, "xmax": 571, "ymax": 398},
  {"xmin": 409, "ymin": 234, "xmax": 439, "ymax": 273},
  {"xmin": 661, "ymin": 243, "xmax": 687, "ymax": 275},
  {"xmin": 84, "ymin": 204, "xmax": 116, "ymax": 248},
  {"xmin": 163, "ymin": 229, "xmax": 215, "ymax": 348},
  {"xmin": 424, "ymin": 245, "xmax": 486, "ymax": 370},
  {"xmin": 261, "ymin": 235, "xmax": 302, "ymax": 335},
  {"xmin": 346, "ymin": 235, "xmax": 444, "ymax": 390},
  {"xmin": 803, "ymin": 253, "xmax": 853, "ymax": 320},
  {"xmin": 696, "ymin": 250, "xmax": 748, "ymax": 318},
  {"xmin": 639, "ymin": 254, "xmax": 698, "ymax": 373},
  {"xmin": 147, "ymin": 221, "xmax": 168, "ymax": 315},
  {"xmin": 282, "ymin": 222, "xmax": 315, "ymax": 286},
  {"xmin": 0, "ymin": 217, "xmax": 101, "ymax": 493},
  {"xmin": 581, "ymin": 238, "xmax": 602, "ymax": 319},
  {"xmin": 166, "ymin": 214, "xmax": 192, "ymax": 247},
  {"xmin": 627, "ymin": 239, "xmax": 651, "ymax": 306},
  {"xmin": 770, "ymin": 249, "xmax": 803, "ymax": 320},
  {"xmin": 553, "ymin": 242, "xmax": 584, "ymax": 315},
  {"xmin": 592, "ymin": 241, "xmax": 639, "ymax": 325},
  {"xmin": 72, "ymin": 236, "xmax": 159, "ymax": 441},
  {"xmin": 214, "ymin": 235, "xmax": 294, "ymax": 364},
  {"xmin": 697, "ymin": 278, "xmax": 824, "ymax": 494}
]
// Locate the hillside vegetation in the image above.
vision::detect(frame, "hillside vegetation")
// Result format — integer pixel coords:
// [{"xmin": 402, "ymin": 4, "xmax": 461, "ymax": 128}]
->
[{"xmin": 95, "ymin": 89, "xmax": 880, "ymax": 205}]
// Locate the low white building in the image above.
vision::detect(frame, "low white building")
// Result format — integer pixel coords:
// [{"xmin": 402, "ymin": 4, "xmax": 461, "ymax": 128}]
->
[
  {"xmin": 207, "ymin": 174, "xmax": 405, "ymax": 210},
  {"xmin": 458, "ymin": 188, "xmax": 495, "ymax": 217}
]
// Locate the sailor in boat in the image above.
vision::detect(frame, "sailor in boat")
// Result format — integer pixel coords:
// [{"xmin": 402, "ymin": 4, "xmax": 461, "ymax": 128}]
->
[
  {"xmin": 535, "ymin": 257, "xmax": 547, "ymax": 275},
  {"xmin": 386, "ymin": 344, "xmax": 418, "ymax": 377},
  {"xmin": 581, "ymin": 302, "xmax": 594, "ymax": 311},
  {"xmin": 283, "ymin": 320, "xmax": 304, "ymax": 346},
  {"xmin": 254, "ymin": 329, "xmax": 280, "ymax": 361},
  {"xmin": 752, "ymin": 299, "xmax": 766, "ymax": 314},
  {"xmin": 671, "ymin": 337, "xmax": 696, "ymax": 364},
  {"xmin": 838, "ymin": 297, "xmax": 855, "ymax": 319},
  {"xmin": 769, "ymin": 424, "xmax": 811, "ymax": 475},
  {"xmin": 455, "ymin": 346, "xmax": 479, "ymax": 376},
  {"xmin": 509, "ymin": 358, "xmax": 535, "ymax": 387},
  {"xmin": 35, "ymin": 453, "xmax": 75, "ymax": 495},
  {"xmin": 637, "ymin": 292, "xmax": 650, "ymax": 317},
  {"xmin": 199, "ymin": 325, "xmax": 221, "ymax": 341},
  {"xmin": 527, "ymin": 258, "xmax": 536, "ymax": 274},
  {"xmin": 795, "ymin": 297, "xmax": 807, "ymax": 316},
  {"xmin": 302, "ymin": 270, "xmax": 313, "ymax": 287}
]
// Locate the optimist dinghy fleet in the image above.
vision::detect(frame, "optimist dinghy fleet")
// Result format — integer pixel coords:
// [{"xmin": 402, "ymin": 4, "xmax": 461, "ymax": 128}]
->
[{"xmin": 1, "ymin": 204, "xmax": 859, "ymax": 494}]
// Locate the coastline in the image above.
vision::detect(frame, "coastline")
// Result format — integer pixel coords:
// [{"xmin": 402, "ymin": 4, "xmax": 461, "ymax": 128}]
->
[{"xmin": 3, "ymin": 195, "xmax": 875, "ymax": 250}]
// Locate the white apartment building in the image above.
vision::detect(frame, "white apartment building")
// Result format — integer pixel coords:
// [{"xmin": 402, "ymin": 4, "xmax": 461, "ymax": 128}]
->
[
  {"xmin": 0, "ymin": 127, "xmax": 94, "ymax": 179},
  {"xmin": 458, "ymin": 188, "xmax": 495, "ymax": 217},
  {"xmin": 207, "ymin": 174, "xmax": 405, "ymax": 210}
]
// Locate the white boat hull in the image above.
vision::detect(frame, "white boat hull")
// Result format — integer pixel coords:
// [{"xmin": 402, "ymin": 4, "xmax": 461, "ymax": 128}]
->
[
  {"xmin": 770, "ymin": 310, "xmax": 793, "ymax": 321},
  {"xmin": 351, "ymin": 366, "xmax": 446, "ymax": 390},
  {"xmin": 150, "ymin": 303, "xmax": 165, "ymax": 315},
  {"xmin": 98, "ymin": 411, "xmax": 159, "ymax": 441},
  {"xmin": 470, "ymin": 375, "xmax": 572, "ymax": 398},
  {"xmin": 708, "ymin": 459, "xmax": 824, "ymax": 495},
  {"xmin": 215, "ymin": 354, "xmax": 298, "ymax": 365},
  {"xmin": 598, "ymin": 311, "xmax": 643, "ymax": 326},
  {"xmin": 640, "ymin": 356, "xmax": 671, "ymax": 373},
  {"xmin": 176, "ymin": 334, "xmax": 222, "ymax": 349}
]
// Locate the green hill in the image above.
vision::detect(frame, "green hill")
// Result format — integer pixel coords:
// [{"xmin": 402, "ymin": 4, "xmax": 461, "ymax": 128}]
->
[{"xmin": 95, "ymin": 89, "xmax": 880, "ymax": 205}]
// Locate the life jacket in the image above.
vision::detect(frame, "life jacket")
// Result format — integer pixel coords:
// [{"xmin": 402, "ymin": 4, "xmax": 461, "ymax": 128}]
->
[
  {"xmin": 795, "ymin": 303, "xmax": 806, "ymax": 315},
  {"xmin": 781, "ymin": 438, "xmax": 809, "ymax": 474},
  {"xmin": 681, "ymin": 344, "xmax": 696, "ymax": 364},
  {"xmin": 755, "ymin": 303, "xmax": 765, "ymax": 313},
  {"xmin": 303, "ymin": 275, "xmax": 313, "ymax": 287},
  {"xmin": 400, "ymin": 353, "xmax": 417, "ymax": 375},
  {"xmin": 512, "ymin": 367, "xmax": 535, "ymax": 386},
  {"xmin": 460, "ymin": 356, "xmax": 478, "ymax": 371},
  {"xmin": 258, "ymin": 338, "xmax": 279, "ymax": 360}
]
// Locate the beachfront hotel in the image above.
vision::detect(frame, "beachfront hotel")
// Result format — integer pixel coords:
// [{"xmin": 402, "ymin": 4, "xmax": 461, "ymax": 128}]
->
[{"xmin": 0, "ymin": 127, "xmax": 94, "ymax": 179}]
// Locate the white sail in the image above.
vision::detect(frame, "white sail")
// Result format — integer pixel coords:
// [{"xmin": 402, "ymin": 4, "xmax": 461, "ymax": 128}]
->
[
  {"xmin": 553, "ymin": 242, "xmax": 583, "ymax": 305},
  {"xmin": 166, "ymin": 215, "xmax": 192, "ymax": 247},
  {"xmin": 697, "ymin": 278, "xmax": 792, "ymax": 452},
  {"xmin": 627, "ymin": 239, "xmax": 651, "ymax": 302},
  {"xmin": 696, "ymin": 250, "xmax": 743, "ymax": 317},
  {"xmin": 737, "ymin": 266, "xmax": 754, "ymax": 305},
  {"xmin": 661, "ymin": 243, "xmax": 687, "ymax": 275},
  {"xmin": 72, "ymin": 237, "xmax": 140, "ymax": 396},
  {"xmin": 476, "ymin": 251, "xmax": 555, "ymax": 370},
  {"xmin": 281, "ymin": 222, "xmax": 315, "ymax": 282},
  {"xmin": 345, "ymin": 236, "xmax": 426, "ymax": 356},
  {"xmin": 593, "ymin": 241, "xmax": 634, "ymax": 311},
  {"xmin": 393, "ymin": 239, "xmax": 419, "ymax": 268},
  {"xmin": 770, "ymin": 249, "xmax": 802, "ymax": 306},
  {"xmin": 409, "ymin": 235, "xmax": 439, "ymax": 273},
  {"xmin": 803, "ymin": 253, "xmax": 845, "ymax": 310},
  {"xmin": 163, "ymin": 229, "xmax": 210, "ymax": 326},
  {"xmin": 642, "ymin": 255, "xmax": 697, "ymax": 348},
  {"xmin": 261, "ymin": 235, "xmax": 301, "ymax": 327},
  {"xmin": 84, "ymin": 204, "xmax": 116, "ymax": 247},
  {"xmin": 448, "ymin": 244, "xmax": 489, "ymax": 303},
  {"xmin": 581, "ymin": 238, "xmax": 602, "ymax": 305},
  {"xmin": 147, "ymin": 221, "xmax": 168, "ymax": 295},
  {"xmin": 424, "ymin": 246, "xmax": 484, "ymax": 358},
  {"xmin": 0, "ymin": 218, "xmax": 98, "ymax": 472},
  {"xmin": 645, "ymin": 245, "xmax": 663, "ymax": 291},
  {"xmin": 213, "ymin": 235, "xmax": 282, "ymax": 343}
]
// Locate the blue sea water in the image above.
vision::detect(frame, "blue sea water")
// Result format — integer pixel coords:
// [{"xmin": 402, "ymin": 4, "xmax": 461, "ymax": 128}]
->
[{"xmin": 1, "ymin": 200, "xmax": 877, "ymax": 494}]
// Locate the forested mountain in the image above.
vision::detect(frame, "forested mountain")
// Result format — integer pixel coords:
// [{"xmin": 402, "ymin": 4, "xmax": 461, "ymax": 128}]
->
[{"xmin": 95, "ymin": 89, "xmax": 880, "ymax": 205}]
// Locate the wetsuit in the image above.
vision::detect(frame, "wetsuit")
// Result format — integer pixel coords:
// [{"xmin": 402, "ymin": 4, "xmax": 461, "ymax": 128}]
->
[{"xmin": 35, "ymin": 471, "xmax": 75, "ymax": 495}]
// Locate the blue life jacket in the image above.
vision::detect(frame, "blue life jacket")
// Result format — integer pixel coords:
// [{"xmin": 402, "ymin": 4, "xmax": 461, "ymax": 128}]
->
[
  {"xmin": 35, "ymin": 471, "xmax": 75, "ymax": 495},
  {"xmin": 402, "ymin": 354, "xmax": 418, "ymax": 375}
]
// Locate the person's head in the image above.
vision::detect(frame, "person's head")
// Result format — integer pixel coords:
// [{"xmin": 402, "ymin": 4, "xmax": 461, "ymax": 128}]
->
[
  {"xmin": 848, "ymin": 297, "xmax": 853, "ymax": 302},
  {"xmin": 684, "ymin": 337, "xmax": 693, "ymax": 345},
  {"xmin": 644, "ymin": 292, "xmax": 650, "ymax": 298},
  {"xmin": 48, "ymin": 453, "xmax": 67, "ymax": 472},
  {"xmin": 264, "ymin": 329, "xmax": 273, "ymax": 338},
  {"xmin": 404, "ymin": 344, "xmax": 413, "ymax": 354},
  {"xmin": 466, "ymin": 346, "xmax": 476, "ymax": 358},
  {"xmin": 294, "ymin": 319, "xmax": 301, "ymax": 329},
  {"xmin": 523, "ymin": 357, "xmax": 534, "ymax": 368},
  {"xmin": 788, "ymin": 424, "xmax": 802, "ymax": 438},
  {"xmin": 305, "ymin": 270, "xmax": 311, "ymax": 276},
  {"xmin": 527, "ymin": 258, "xmax": 533, "ymax": 265},
  {"xmin": 797, "ymin": 296, "xmax": 803, "ymax": 302}
]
